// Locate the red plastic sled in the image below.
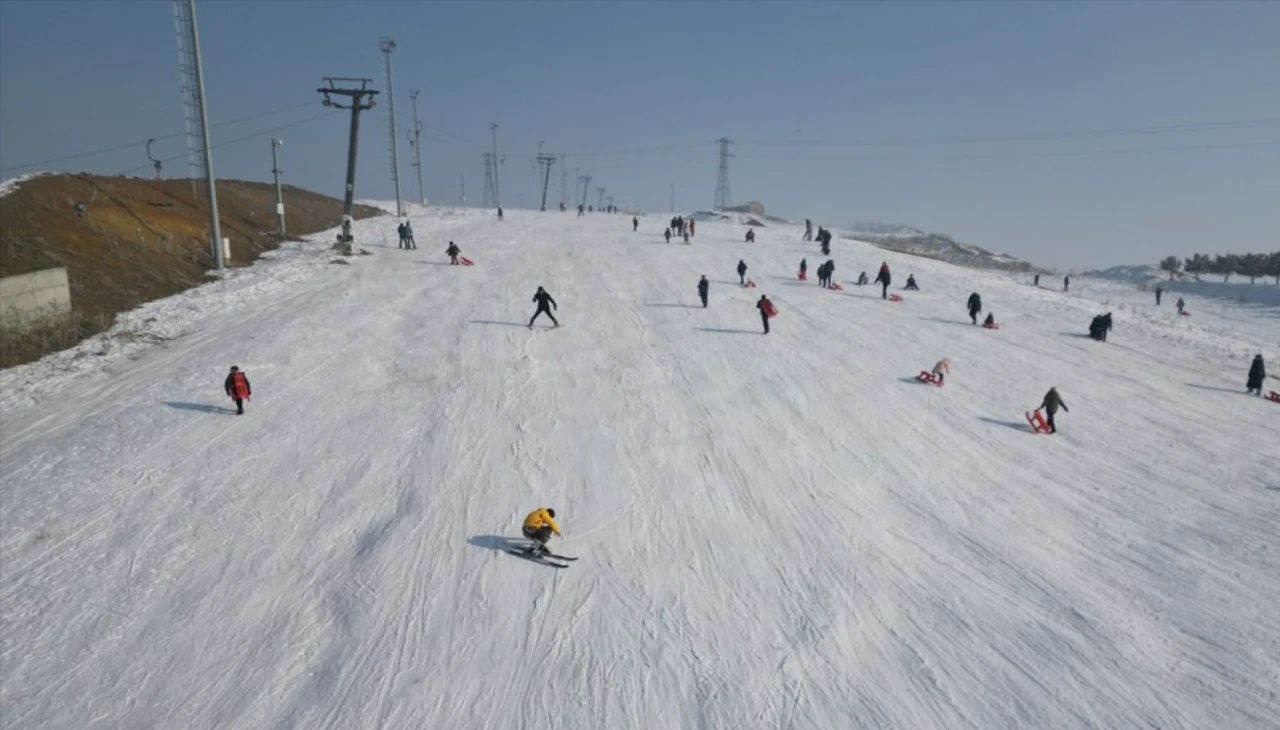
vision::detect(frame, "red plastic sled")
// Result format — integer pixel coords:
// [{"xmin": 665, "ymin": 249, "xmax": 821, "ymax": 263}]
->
[
  {"xmin": 745, "ymin": 279, "xmax": 757, "ymax": 288},
  {"xmin": 1026, "ymin": 410, "xmax": 1049, "ymax": 433},
  {"xmin": 458, "ymin": 256, "xmax": 474, "ymax": 266},
  {"xmin": 1179, "ymin": 311, "xmax": 1190, "ymax": 316},
  {"xmin": 889, "ymin": 294, "xmax": 903, "ymax": 302},
  {"xmin": 798, "ymin": 271, "xmax": 807, "ymax": 281},
  {"xmin": 762, "ymin": 301, "xmax": 779, "ymax": 318},
  {"xmin": 982, "ymin": 322, "xmax": 1000, "ymax": 330},
  {"xmin": 829, "ymin": 283, "xmax": 843, "ymax": 291},
  {"xmin": 916, "ymin": 371, "xmax": 943, "ymax": 386},
  {"xmin": 1267, "ymin": 391, "xmax": 1280, "ymax": 403}
]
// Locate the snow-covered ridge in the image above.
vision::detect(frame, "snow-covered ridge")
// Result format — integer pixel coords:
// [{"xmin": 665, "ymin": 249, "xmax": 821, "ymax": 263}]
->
[{"xmin": 844, "ymin": 222, "xmax": 1038, "ymax": 274}]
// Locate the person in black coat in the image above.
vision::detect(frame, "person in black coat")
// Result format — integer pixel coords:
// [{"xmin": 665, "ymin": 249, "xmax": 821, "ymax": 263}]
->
[
  {"xmin": 1089, "ymin": 312, "xmax": 1113, "ymax": 342},
  {"xmin": 824, "ymin": 260, "xmax": 835, "ymax": 288},
  {"xmin": 1246, "ymin": 354, "xmax": 1266, "ymax": 396},
  {"xmin": 528, "ymin": 286, "xmax": 559, "ymax": 328},
  {"xmin": 737, "ymin": 260, "xmax": 748, "ymax": 285},
  {"xmin": 799, "ymin": 258, "xmax": 807, "ymax": 279},
  {"xmin": 967, "ymin": 292, "xmax": 982, "ymax": 324},
  {"xmin": 446, "ymin": 241, "xmax": 461, "ymax": 264},
  {"xmin": 697, "ymin": 275, "xmax": 709, "ymax": 308},
  {"xmin": 633, "ymin": 216, "xmax": 639, "ymax": 232},
  {"xmin": 664, "ymin": 227, "xmax": 672, "ymax": 244},
  {"xmin": 874, "ymin": 262, "xmax": 891, "ymax": 299}
]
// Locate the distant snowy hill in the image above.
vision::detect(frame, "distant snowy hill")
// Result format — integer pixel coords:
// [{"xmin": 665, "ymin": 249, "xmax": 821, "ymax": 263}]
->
[
  {"xmin": 844, "ymin": 222, "xmax": 1038, "ymax": 274},
  {"xmin": 1082, "ymin": 264, "xmax": 1163, "ymax": 283}
]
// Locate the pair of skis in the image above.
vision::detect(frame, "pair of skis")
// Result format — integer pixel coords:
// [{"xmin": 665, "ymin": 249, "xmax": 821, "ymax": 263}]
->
[{"xmin": 506, "ymin": 546, "xmax": 578, "ymax": 569}]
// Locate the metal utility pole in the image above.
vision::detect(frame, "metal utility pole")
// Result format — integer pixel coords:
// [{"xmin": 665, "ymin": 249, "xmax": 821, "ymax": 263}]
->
[
  {"xmin": 490, "ymin": 123, "xmax": 502, "ymax": 209},
  {"xmin": 482, "ymin": 153, "xmax": 497, "ymax": 207},
  {"xmin": 670, "ymin": 182, "xmax": 675, "ymax": 212},
  {"xmin": 574, "ymin": 167, "xmax": 580, "ymax": 206},
  {"xmin": 606, "ymin": 195, "xmax": 614, "ymax": 212},
  {"xmin": 579, "ymin": 175, "xmax": 591, "ymax": 208},
  {"xmin": 714, "ymin": 137, "xmax": 733, "ymax": 211},
  {"xmin": 536, "ymin": 153, "xmax": 557, "ymax": 211},
  {"xmin": 270, "ymin": 138, "xmax": 285, "ymax": 235},
  {"xmin": 596, "ymin": 186, "xmax": 605, "ymax": 211},
  {"xmin": 173, "ymin": 0, "xmax": 223, "ymax": 269},
  {"xmin": 460, "ymin": 174, "xmax": 465, "ymax": 206},
  {"xmin": 379, "ymin": 37, "xmax": 403, "ymax": 218},
  {"xmin": 408, "ymin": 89, "xmax": 425, "ymax": 205},
  {"xmin": 318, "ymin": 77, "xmax": 378, "ymax": 245},
  {"xmin": 559, "ymin": 154, "xmax": 567, "ymax": 208}
]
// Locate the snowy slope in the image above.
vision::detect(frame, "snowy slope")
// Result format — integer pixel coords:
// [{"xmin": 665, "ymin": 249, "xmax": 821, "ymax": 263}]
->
[{"xmin": 2, "ymin": 209, "xmax": 1278, "ymax": 730}]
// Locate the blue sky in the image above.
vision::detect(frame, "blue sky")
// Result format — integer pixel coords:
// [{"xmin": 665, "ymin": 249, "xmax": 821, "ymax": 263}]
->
[{"xmin": 1, "ymin": 1, "xmax": 1277, "ymax": 269}]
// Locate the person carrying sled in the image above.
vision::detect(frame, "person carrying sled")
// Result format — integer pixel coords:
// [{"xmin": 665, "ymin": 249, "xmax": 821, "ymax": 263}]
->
[
  {"xmin": 737, "ymin": 259, "xmax": 748, "ymax": 285},
  {"xmin": 528, "ymin": 286, "xmax": 559, "ymax": 328},
  {"xmin": 967, "ymin": 292, "xmax": 983, "ymax": 324},
  {"xmin": 1037, "ymin": 387, "xmax": 1069, "ymax": 434},
  {"xmin": 224, "ymin": 366, "xmax": 251, "ymax": 415},
  {"xmin": 1246, "ymin": 354, "xmax": 1266, "ymax": 396},
  {"xmin": 745, "ymin": 229, "xmax": 755, "ymax": 243},
  {"xmin": 904, "ymin": 274, "xmax": 919, "ymax": 291},
  {"xmin": 697, "ymin": 275, "xmax": 709, "ymax": 308},
  {"xmin": 446, "ymin": 241, "xmax": 461, "ymax": 265},
  {"xmin": 633, "ymin": 216, "xmax": 639, "ymax": 232},
  {"xmin": 874, "ymin": 262, "xmax": 891, "ymax": 299},
  {"xmin": 932, "ymin": 357, "xmax": 951, "ymax": 385},
  {"xmin": 757, "ymin": 294, "xmax": 774, "ymax": 334},
  {"xmin": 522, "ymin": 507, "xmax": 562, "ymax": 554}
]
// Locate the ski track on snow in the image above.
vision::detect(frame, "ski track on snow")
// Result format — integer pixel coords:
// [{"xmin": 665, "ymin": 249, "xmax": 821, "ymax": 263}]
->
[{"xmin": 1, "ymin": 208, "xmax": 1278, "ymax": 730}]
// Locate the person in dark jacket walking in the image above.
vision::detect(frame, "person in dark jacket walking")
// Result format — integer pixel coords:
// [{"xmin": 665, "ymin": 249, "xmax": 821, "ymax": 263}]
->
[
  {"xmin": 446, "ymin": 242, "xmax": 461, "ymax": 265},
  {"xmin": 225, "ymin": 366, "xmax": 251, "ymax": 415},
  {"xmin": 633, "ymin": 216, "xmax": 639, "ymax": 232},
  {"xmin": 816, "ymin": 261, "xmax": 827, "ymax": 288},
  {"xmin": 1089, "ymin": 312, "xmax": 1113, "ymax": 342},
  {"xmin": 497, "ymin": 207, "xmax": 504, "ymax": 220},
  {"xmin": 1246, "ymin": 354, "xmax": 1266, "ymax": 396},
  {"xmin": 697, "ymin": 275, "xmax": 709, "ymax": 308},
  {"xmin": 874, "ymin": 262, "xmax": 891, "ymax": 299},
  {"xmin": 397, "ymin": 222, "xmax": 407, "ymax": 249},
  {"xmin": 757, "ymin": 295, "xmax": 774, "ymax": 334},
  {"xmin": 1155, "ymin": 286, "xmax": 1162, "ymax": 306},
  {"xmin": 824, "ymin": 260, "xmax": 835, "ymax": 288},
  {"xmin": 745, "ymin": 229, "xmax": 755, "ymax": 243},
  {"xmin": 1176, "ymin": 297, "xmax": 1185, "ymax": 315},
  {"xmin": 578, "ymin": 204, "xmax": 585, "ymax": 217},
  {"xmin": 664, "ymin": 227, "xmax": 672, "ymax": 244},
  {"xmin": 967, "ymin": 292, "xmax": 982, "ymax": 324},
  {"xmin": 1064, "ymin": 275, "xmax": 1070, "ymax": 292},
  {"xmin": 528, "ymin": 287, "xmax": 559, "ymax": 328},
  {"xmin": 1037, "ymin": 387, "xmax": 1068, "ymax": 433},
  {"xmin": 1034, "ymin": 273, "xmax": 1041, "ymax": 287},
  {"xmin": 737, "ymin": 260, "xmax": 748, "ymax": 285}
]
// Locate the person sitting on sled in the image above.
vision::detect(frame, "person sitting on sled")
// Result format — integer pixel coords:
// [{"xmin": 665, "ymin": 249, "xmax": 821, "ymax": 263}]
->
[
  {"xmin": 522, "ymin": 507, "xmax": 562, "ymax": 554},
  {"xmin": 983, "ymin": 312, "xmax": 995, "ymax": 327},
  {"xmin": 932, "ymin": 357, "xmax": 951, "ymax": 385}
]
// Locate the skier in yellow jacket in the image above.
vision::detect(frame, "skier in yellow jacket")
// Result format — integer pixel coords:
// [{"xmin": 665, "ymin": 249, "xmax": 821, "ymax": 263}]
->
[{"xmin": 522, "ymin": 507, "xmax": 562, "ymax": 553}]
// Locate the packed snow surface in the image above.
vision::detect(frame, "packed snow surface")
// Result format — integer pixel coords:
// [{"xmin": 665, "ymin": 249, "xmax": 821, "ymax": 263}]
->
[{"xmin": 2, "ymin": 208, "xmax": 1278, "ymax": 730}]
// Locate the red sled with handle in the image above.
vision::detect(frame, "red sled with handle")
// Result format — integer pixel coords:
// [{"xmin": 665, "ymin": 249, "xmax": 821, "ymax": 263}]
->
[
  {"xmin": 745, "ymin": 279, "xmax": 757, "ymax": 288},
  {"xmin": 1026, "ymin": 410, "xmax": 1049, "ymax": 433},
  {"xmin": 829, "ymin": 283, "xmax": 843, "ymax": 291},
  {"xmin": 916, "ymin": 371, "xmax": 943, "ymax": 386},
  {"xmin": 458, "ymin": 256, "xmax": 474, "ymax": 266},
  {"xmin": 982, "ymin": 322, "xmax": 1000, "ymax": 330},
  {"xmin": 889, "ymin": 294, "xmax": 904, "ymax": 302},
  {"xmin": 1267, "ymin": 391, "xmax": 1280, "ymax": 403},
  {"xmin": 1179, "ymin": 311, "xmax": 1190, "ymax": 317},
  {"xmin": 762, "ymin": 301, "xmax": 779, "ymax": 318}
]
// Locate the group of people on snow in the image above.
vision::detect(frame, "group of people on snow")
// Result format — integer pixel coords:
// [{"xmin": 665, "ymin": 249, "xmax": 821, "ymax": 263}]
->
[
  {"xmin": 1088, "ymin": 313, "xmax": 1114, "ymax": 342},
  {"xmin": 397, "ymin": 221, "xmax": 417, "ymax": 250}
]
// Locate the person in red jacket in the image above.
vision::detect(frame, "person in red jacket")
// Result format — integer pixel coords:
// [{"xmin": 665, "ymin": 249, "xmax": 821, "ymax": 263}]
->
[{"xmin": 224, "ymin": 366, "xmax": 251, "ymax": 415}]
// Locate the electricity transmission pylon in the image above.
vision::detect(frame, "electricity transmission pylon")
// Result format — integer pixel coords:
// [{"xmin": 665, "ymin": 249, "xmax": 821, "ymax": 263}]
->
[{"xmin": 714, "ymin": 137, "xmax": 733, "ymax": 211}]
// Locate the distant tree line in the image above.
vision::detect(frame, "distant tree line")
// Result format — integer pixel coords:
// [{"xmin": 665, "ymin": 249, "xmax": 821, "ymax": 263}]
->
[{"xmin": 1159, "ymin": 252, "xmax": 1280, "ymax": 284}]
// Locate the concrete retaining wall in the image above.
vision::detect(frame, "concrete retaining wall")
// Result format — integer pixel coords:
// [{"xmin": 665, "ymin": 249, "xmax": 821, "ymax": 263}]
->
[{"xmin": 0, "ymin": 267, "xmax": 72, "ymax": 322}]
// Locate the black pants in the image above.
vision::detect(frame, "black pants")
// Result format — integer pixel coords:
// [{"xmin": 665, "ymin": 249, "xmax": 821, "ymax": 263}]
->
[
  {"xmin": 970, "ymin": 309, "xmax": 979, "ymax": 324},
  {"xmin": 699, "ymin": 292, "xmax": 708, "ymax": 308},
  {"xmin": 530, "ymin": 306, "xmax": 558, "ymax": 327},
  {"xmin": 523, "ymin": 525, "xmax": 552, "ymax": 545},
  {"xmin": 739, "ymin": 273, "xmax": 746, "ymax": 284},
  {"xmin": 761, "ymin": 312, "xmax": 770, "ymax": 334},
  {"xmin": 1045, "ymin": 410, "xmax": 1056, "ymax": 433},
  {"xmin": 233, "ymin": 398, "xmax": 244, "ymax": 414},
  {"xmin": 881, "ymin": 282, "xmax": 888, "ymax": 299}
]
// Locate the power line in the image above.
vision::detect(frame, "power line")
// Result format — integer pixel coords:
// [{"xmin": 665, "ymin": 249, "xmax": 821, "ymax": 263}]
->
[
  {"xmin": 733, "ymin": 138, "xmax": 1280, "ymax": 163},
  {"xmin": 1, "ymin": 100, "xmax": 321, "ymax": 174},
  {"xmin": 736, "ymin": 118, "xmax": 1280, "ymax": 148},
  {"xmin": 114, "ymin": 110, "xmax": 339, "ymax": 176}
]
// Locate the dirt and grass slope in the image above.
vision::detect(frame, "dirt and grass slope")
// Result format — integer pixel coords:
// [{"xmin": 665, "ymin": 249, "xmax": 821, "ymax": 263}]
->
[{"xmin": 0, "ymin": 173, "xmax": 383, "ymax": 367}]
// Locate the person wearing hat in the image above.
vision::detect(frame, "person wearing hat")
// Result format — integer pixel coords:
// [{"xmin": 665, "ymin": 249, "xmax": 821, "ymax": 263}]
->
[
  {"xmin": 224, "ymin": 366, "xmax": 251, "ymax": 415},
  {"xmin": 522, "ymin": 507, "xmax": 562, "ymax": 554}
]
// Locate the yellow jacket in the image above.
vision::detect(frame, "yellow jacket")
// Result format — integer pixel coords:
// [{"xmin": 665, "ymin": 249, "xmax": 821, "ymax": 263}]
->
[{"xmin": 523, "ymin": 508, "xmax": 561, "ymax": 535}]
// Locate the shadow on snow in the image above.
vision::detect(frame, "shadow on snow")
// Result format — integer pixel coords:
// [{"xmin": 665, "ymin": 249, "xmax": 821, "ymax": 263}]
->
[{"xmin": 164, "ymin": 401, "xmax": 235, "ymax": 415}]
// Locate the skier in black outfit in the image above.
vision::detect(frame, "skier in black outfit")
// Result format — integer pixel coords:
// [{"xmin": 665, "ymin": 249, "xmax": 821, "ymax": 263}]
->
[
  {"xmin": 737, "ymin": 260, "xmax": 748, "ymax": 285},
  {"xmin": 528, "ymin": 287, "xmax": 559, "ymax": 328},
  {"xmin": 967, "ymin": 292, "xmax": 982, "ymax": 324},
  {"xmin": 697, "ymin": 275, "xmax": 709, "ymax": 308},
  {"xmin": 1246, "ymin": 354, "xmax": 1266, "ymax": 396}
]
